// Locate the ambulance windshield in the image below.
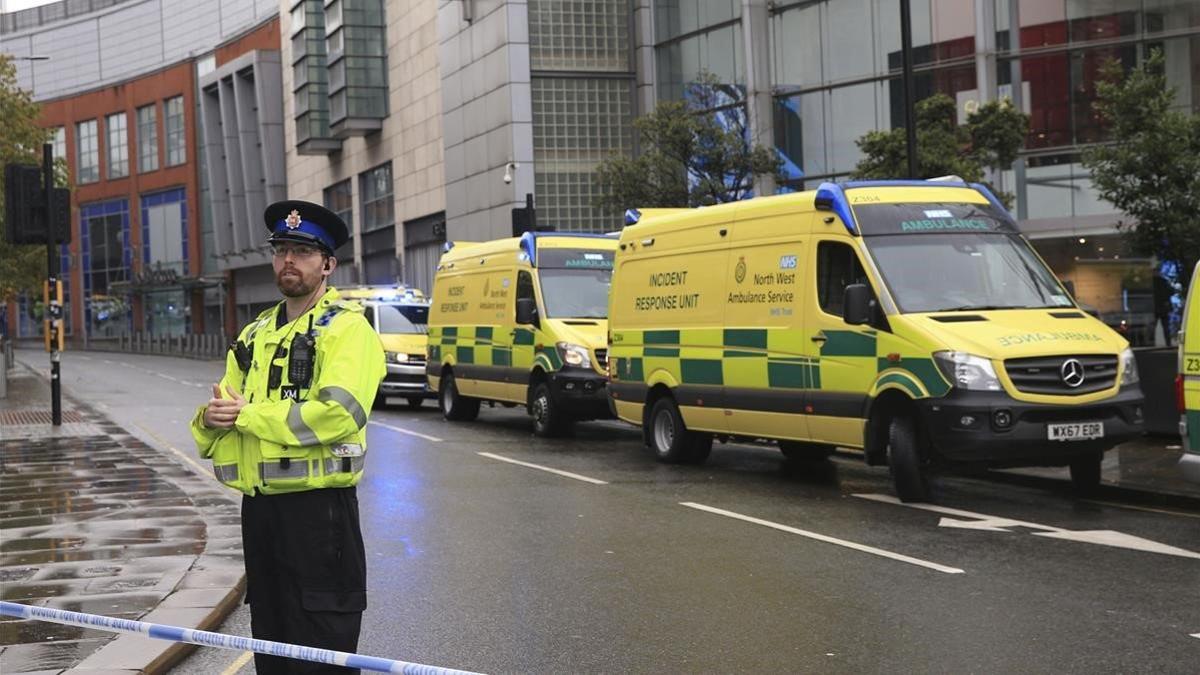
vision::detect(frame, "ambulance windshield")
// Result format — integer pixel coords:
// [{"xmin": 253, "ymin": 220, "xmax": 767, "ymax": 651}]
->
[
  {"xmin": 864, "ymin": 232, "xmax": 1073, "ymax": 314},
  {"xmin": 377, "ymin": 303, "xmax": 429, "ymax": 334},
  {"xmin": 538, "ymin": 268, "xmax": 613, "ymax": 319}
]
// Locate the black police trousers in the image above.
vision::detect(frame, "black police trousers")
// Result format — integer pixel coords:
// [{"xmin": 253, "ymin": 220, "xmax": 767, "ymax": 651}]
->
[{"xmin": 242, "ymin": 486, "xmax": 367, "ymax": 674}]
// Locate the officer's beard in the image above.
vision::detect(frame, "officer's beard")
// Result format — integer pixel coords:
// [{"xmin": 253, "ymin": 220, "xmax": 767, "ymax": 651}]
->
[{"xmin": 276, "ymin": 267, "xmax": 323, "ymax": 298}]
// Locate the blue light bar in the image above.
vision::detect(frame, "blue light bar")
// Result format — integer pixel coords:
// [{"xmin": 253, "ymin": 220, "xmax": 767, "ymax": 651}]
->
[
  {"xmin": 519, "ymin": 231, "xmax": 537, "ymax": 266},
  {"xmin": 969, "ymin": 183, "xmax": 1014, "ymax": 221},
  {"xmin": 624, "ymin": 208, "xmax": 641, "ymax": 226},
  {"xmin": 814, "ymin": 182, "xmax": 858, "ymax": 235},
  {"xmin": 442, "ymin": 241, "xmax": 455, "ymax": 252}
]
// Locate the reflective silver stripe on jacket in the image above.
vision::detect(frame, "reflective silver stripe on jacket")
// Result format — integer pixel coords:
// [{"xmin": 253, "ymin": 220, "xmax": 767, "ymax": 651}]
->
[
  {"xmin": 212, "ymin": 463, "xmax": 239, "ymax": 483},
  {"xmin": 324, "ymin": 456, "xmax": 365, "ymax": 475},
  {"xmin": 260, "ymin": 459, "xmax": 309, "ymax": 480},
  {"xmin": 287, "ymin": 402, "xmax": 321, "ymax": 446},
  {"xmin": 318, "ymin": 386, "xmax": 367, "ymax": 428}
]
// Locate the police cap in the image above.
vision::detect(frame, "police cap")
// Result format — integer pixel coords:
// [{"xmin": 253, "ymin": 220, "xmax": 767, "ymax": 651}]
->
[{"xmin": 263, "ymin": 200, "xmax": 349, "ymax": 256}]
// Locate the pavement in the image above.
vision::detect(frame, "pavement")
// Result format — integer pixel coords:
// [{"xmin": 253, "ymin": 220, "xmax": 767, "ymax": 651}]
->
[
  {"xmin": 1, "ymin": 354, "xmax": 245, "ymax": 675},
  {"xmin": 2, "ymin": 350, "xmax": 1199, "ymax": 674}
]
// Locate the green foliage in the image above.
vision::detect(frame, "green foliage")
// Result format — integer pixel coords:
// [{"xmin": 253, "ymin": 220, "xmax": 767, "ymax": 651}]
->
[
  {"xmin": 0, "ymin": 53, "xmax": 53, "ymax": 302},
  {"xmin": 851, "ymin": 93, "xmax": 1029, "ymax": 206},
  {"xmin": 595, "ymin": 73, "xmax": 782, "ymax": 210},
  {"xmin": 1081, "ymin": 49, "xmax": 1200, "ymax": 289}
]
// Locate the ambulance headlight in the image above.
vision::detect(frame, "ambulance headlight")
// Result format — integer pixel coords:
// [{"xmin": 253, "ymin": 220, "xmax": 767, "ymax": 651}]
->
[
  {"xmin": 556, "ymin": 342, "xmax": 592, "ymax": 369},
  {"xmin": 388, "ymin": 351, "xmax": 410, "ymax": 363},
  {"xmin": 1119, "ymin": 347, "xmax": 1139, "ymax": 386},
  {"xmin": 933, "ymin": 351, "xmax": 1002, "ymax": 391}
]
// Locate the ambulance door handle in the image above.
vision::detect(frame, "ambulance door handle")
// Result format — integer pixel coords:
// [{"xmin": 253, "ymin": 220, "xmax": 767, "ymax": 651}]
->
[
  {"xmin": 641, "ymin": 238, "xmax": 655, "ymax": 247},
  {"xmin": 810, "ymin": 332, "xmax": 827, "ymax": 343}
]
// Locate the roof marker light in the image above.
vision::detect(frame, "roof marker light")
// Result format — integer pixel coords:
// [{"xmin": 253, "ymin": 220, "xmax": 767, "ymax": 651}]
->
[{"xmin": 814, "ymin": 182, "xmax": 858, "ymax": 235}]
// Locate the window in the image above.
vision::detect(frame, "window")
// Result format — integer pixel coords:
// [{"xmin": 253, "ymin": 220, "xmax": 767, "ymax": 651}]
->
[
  {"xmin": 51, "ymin": 127, "xmax": 66, "ymax": 163},
  {"xmin": 75, "ymin": 120, "xmax": 99, "ymax": 184},
  {"xmin": 137, "ymin": 104, "xmax": 158, "ymax": 172},
  {"xmin": 324, "ymin": 179, "xmax": 353, "ymax": 230},
  {"xmin": 106, "ymin": 112, "xmax": 128, "ymax": 179},
  {"xmin": 817, "ymin": 241, "xmax": 867, "ymax": 317},
  {"xmin": 359, "ymin": 163, "xmax": 393, "ymax": 232},
  {"xmin": 516, "ymin": 271, "xmax": 536, "ymax": 322},
  {"xmin": 164, "ymin": 96, "xmax": 186, "ymax": 166}
]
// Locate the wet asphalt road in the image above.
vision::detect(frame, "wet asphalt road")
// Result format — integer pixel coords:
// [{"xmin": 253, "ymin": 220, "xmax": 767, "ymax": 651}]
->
[{"xmin": 28, "ymin": 351, "xmax": 1200, "ymax": 673}]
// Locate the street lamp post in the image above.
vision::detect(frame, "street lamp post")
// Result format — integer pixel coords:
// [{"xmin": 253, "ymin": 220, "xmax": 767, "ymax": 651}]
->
[{"xmin": 899, "ymin": 0, "xmax": 919, "ymax": 179}]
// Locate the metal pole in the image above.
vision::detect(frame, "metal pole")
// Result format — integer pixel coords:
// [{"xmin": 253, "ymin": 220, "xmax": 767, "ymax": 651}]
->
[
  {"xmin": 900, "ymin": 0, "xmax": 919, "ymax": 179},
  {"xmin": 43, "ymin": 143, "xmax": 61, "ymax": 426},
  {"xmin": 526, "ymin": 192, "xmax": 537, "ymax": 232},
  {"xmin": 1008, "ymin": 0, "xmax": 1027, "ymax": 220}
]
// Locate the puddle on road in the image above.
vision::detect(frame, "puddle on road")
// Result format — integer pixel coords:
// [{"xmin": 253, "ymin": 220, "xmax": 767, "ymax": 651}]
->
[{"xmin": 0, "ymin": 637, "xmax": 112, "ymax": 669}]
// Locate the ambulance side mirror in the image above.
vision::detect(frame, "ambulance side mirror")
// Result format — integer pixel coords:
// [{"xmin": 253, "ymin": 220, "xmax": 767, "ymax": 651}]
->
[
  {"xmin": 516, "ymin": 297, "xmax": 539, "ymax": 326},
  {"xmin": 843, "ymin": 284, "xmax": 872, "ymax": 326}
]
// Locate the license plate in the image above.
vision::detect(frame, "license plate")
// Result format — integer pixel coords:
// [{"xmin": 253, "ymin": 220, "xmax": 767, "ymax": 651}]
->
[{"xmin": 1047, "ymin": 421, "xmax": 1104, "ymax": 441}]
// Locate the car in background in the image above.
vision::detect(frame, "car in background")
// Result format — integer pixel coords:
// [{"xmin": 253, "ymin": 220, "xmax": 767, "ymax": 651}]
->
[{"xmin": 340, "ymin": 285, "xmax": 433, "ymax": 409}]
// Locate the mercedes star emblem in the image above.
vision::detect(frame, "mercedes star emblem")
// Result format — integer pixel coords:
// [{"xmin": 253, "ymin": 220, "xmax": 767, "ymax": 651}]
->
[{"xmin": 1060, "ymin": 358, "xmax": 1086, "ymax": 388}]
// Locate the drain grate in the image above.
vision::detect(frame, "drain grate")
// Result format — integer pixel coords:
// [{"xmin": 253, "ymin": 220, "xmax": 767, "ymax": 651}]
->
[{"xmin": 0, "ymin": 409, "xmax": 86, "ymax": 425}]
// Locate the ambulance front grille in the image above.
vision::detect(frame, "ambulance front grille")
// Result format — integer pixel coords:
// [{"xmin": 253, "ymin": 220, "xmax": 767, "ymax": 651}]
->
[
  {"xmin": 593, "ymin": 348, "xmax": 608, "ymax": 370},
  {"xmin": 1003, "ymin": 354, "xmax": 1118, "ymax": 395}
]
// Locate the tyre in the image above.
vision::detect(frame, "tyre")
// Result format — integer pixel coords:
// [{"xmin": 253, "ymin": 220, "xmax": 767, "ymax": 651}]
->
[
  {"xmin": 778, "ymin": 441, "xmax": 835, "ymax": 462},
  {"xmin": 439, "ymin": 371, "xmax": 480, "ymax": 421},
  {"xmin": 530, "ymin": 381, "xmax": 572, "ymax": 437},
  {"xmin": 1069, "ymin": 451, "xmax": 1102, "ymax": 495},
  {"xmin": 887, "ymin": 415, "xmax": 931, "ymax": 503},
  {"xmin": 406, "ymin": 397, "xmax": 424, "ymax": 410},
  {"xmin": 647, "ymin": 397, "xmax": 712, "ymax": 464}
]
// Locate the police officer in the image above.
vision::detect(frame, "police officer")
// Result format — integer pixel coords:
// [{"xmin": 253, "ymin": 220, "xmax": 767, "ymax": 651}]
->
[{"xmin": 190, "ymin": 200, "xmax": 385, "ymax": 674}]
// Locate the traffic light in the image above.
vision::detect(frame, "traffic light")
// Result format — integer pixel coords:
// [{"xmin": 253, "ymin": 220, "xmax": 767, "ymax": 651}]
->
[
  {"xmin": 3, "ymin": 164, "xmax": 70, "ymax": 244},
  {"xmin": 43, "ymin": 279, "xmax": 65, "ymax": 353},
  {"xmin": 4, "ymin": 164, "xmax": 43, "ymax": 245}
]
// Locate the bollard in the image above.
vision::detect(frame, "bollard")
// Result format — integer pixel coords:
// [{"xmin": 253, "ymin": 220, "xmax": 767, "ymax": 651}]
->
[{"xmin": 0, "ymin": 602, "xmax": 485, "ymax": 675}]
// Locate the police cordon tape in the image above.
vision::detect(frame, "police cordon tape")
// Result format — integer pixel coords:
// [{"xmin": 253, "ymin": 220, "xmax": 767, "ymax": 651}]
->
[{"xmin": 0, "ymin": 601, "xmax": 485, "ymax": 675}]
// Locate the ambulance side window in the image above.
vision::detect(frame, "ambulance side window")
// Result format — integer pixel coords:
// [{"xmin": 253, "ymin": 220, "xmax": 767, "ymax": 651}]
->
[
  {"xmin": 363, "ymin": 306, "xmax": 376, "ymax": 329},
  {"xmin": 517, "ymin": 271, "xmax": 534, "ymax": 302},
  {"xmin": 817, "ymin": 241, "xmax": 867, "ymax": 317}
]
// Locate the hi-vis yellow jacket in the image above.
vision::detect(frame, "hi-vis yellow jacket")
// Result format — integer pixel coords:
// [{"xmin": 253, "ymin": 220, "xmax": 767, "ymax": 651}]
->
[{"xmin": 190, "ymin": 287, "xmax": 386, "ymax": 495}]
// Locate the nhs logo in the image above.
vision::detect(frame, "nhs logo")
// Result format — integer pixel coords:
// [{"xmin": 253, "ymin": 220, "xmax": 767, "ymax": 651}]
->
[{"xmin": 779, "ymin": 255, "xmax": 798, "ymax": 270}]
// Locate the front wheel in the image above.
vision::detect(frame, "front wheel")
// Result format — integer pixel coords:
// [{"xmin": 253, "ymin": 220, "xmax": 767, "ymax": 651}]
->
[
  {"xmin": 530, "ymin": 382, "xmax": 572, "ymax": 437},
  {"xmin": 887, "ymin": 415, "xmax": 931, "ymax": 503},
  {"xmin": 647, "ymin": 397, "xmax": 712, "ymax": 464},
  {"xmin": 439, "ymin": 371, "xmax": 480, "ymax": 421},
  {"xmin": 1069, "ymin": 451, "xmax": 1103, "ymax": 495}
]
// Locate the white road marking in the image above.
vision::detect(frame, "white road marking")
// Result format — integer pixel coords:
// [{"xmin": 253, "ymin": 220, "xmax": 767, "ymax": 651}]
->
[
  {"xmin": 478, "ymin": 452, "xmax": 609, "ymax": 485},
  {"xmin": 1190, "ymin": 633, "xmax": 1200, "ymax": 639},
  {"xmin": 368, "ymin": 420, "xmax": 443, "ymax": 442},
  {"xmin": 853, "ymin": 494, "xmax": 1200, "ymax": 560},
  {"xmin": 680, "ymin": 501, "xmax": 964, "ymax": 574},
  {"xmin": 158, "ymin": 373, "xmax": 180, "ymax": 383}
]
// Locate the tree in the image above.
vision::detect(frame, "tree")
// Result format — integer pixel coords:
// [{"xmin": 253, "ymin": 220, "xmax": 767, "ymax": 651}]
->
[
  {"xmin": 851, "ymin": 93, "xmax": 1028, "ymax": 205},
  {"xmin": 595, "ymin": 73, "xmax": 781, "ymax": 210},
  {"xmin": 0, "ymin": 53, "xmax": 53, "ymax": 302},
  {"xmin": 1082, "ymin": 49, "xmax": 1200, "ymax": 292}
]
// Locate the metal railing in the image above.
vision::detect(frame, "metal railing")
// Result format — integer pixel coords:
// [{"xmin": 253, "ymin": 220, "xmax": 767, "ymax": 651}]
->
[{"xmin": 86, "ymin": 332, "xmax": 228, "ymax": 360}]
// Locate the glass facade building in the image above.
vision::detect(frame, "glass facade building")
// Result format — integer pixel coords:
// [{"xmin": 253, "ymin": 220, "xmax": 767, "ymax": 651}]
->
[
  {"xmin": 529, "ymin": 0, "xmax": 636, "ymax": 232},
  {"xmin": 652, "ymin": 0, "xmax": 1200, "ymax": 345}
]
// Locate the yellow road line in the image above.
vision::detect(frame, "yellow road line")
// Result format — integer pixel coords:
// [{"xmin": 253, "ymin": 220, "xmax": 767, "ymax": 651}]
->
[
  {"xmin": 133, "ymin": 421, "xmax": 212, "ymax": 478},
  {"xmin": 220, "ymin": 650, "xmax": 253, "ymax": 675}
]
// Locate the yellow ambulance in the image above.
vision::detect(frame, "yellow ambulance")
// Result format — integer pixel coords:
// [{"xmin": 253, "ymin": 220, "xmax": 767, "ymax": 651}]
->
[
  {"xmin": 427, "ymin": 232, "xmax": 617, "ymax": 435},
  {"xmin": 608, "ymin": 178, "xmax": 1144, "ymax": 502},
  {"xmin": 1178, "ymin": 262, "xmax": 1200, "ymax": 482},
  {"xmin": 339, "ymin": 285, "xmax": 433, "ymax": 409}
]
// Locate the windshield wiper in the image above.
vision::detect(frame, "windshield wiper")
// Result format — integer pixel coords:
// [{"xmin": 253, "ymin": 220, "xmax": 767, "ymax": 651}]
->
[{"xmin": 932, "ymin": 304, "xmax": 1033, "ymax": 312}]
